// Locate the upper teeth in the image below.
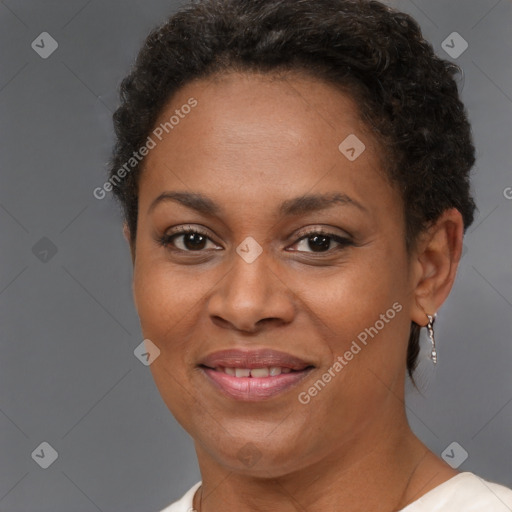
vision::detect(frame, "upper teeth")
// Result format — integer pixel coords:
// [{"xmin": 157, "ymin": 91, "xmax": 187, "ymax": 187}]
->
[{"xmin": 219, "ymin": 367, "xmax": 292, "ymax": 377}]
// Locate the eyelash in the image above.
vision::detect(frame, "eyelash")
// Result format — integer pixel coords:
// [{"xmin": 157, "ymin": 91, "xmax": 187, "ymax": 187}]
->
[{"xmin": 156, "ymin": 226, "xmax": 353, "ymax": 255}]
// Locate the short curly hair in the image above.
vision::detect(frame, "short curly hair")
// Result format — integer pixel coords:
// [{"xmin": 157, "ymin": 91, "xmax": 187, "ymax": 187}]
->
[{"xmin": 108, "ymin": 0, "xmax": 476, "ymax": 378}]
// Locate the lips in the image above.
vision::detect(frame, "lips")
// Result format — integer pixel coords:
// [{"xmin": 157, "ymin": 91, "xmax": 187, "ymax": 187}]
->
[
  {"xmin": 199, "ymin": 348, "xmax": 314, "ymax": 401},
  {"xmin": 200, "ymin": 348, "xmax": 312, "ymax": 370}
]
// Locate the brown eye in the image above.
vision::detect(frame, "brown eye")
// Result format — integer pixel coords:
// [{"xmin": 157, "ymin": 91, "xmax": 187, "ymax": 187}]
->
[
  {"xmin": 179, "ymin": 232, "xmax": 208, "ymax": 251},
  {"xmin": 304, "ymin": 234, "xmax": 332, "ymax": 252},
  {"xmin": 290, "ymin": 230, "xmax": 353, "ymax": 254},
  {"xmin": 158, "ymin": 228, "xmax": 220, "ymax": 252}
]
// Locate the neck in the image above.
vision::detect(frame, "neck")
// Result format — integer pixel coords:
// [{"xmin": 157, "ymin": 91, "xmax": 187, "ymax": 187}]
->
[{"xmin": 193, "ymin": 413, "xmax": 450, "ymax": 512}]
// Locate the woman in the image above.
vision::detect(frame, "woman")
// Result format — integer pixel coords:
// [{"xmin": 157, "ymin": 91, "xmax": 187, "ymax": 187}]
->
[{"xmin": 108, "ymin": 0, "xmax": 512, "ymax": 510}]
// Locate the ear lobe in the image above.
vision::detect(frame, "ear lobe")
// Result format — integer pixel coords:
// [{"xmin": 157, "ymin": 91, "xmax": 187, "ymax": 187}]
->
[
  {"xmin": 123, "ymin": 223, "xmax": 130, "ymax": 242},
  {"xmin": 410, "ymin": 208, "xmax": 464, "ymax": 326},
  {"xmin": 122, "ymin": 223, "xmax": 136, "ymax": 264}
]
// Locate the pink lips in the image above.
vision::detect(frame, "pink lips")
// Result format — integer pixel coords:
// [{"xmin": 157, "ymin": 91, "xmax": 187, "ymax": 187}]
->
[{"xmin": 199, "ymin": 348, "xmax": 314, "ymax": 401}]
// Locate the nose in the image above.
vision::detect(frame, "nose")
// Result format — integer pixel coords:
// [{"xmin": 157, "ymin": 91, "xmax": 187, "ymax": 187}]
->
[{"xmin": 207, "ymin": 249, "xmax": 296, "ymax": 333}]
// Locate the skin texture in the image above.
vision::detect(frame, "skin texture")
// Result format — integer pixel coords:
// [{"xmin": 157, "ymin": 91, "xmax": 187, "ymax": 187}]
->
[{"xmin": 125, "ymin": 72, "xmax": 463, "ymax": 511}]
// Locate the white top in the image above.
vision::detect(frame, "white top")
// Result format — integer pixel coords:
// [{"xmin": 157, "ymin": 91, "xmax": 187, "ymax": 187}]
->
[{"xmin": 160, "ymin": 473, "xmax": 512, "ymax": 511}]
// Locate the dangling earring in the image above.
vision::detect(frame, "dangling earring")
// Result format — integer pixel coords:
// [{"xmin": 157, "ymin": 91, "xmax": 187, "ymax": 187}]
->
[{"xmin": 426, "ymin": 313, "xmax": 437, "ymax": 364}]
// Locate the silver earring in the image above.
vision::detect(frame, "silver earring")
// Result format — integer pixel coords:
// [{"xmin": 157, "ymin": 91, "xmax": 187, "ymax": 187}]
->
[{"xmin": 426, "ymin": 313, "xmax": 437, "ymax": 364}]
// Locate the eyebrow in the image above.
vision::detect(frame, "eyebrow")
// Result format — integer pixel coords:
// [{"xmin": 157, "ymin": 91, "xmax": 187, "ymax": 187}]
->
[{"xmin": 147, "ymin": 191, "xmax": 367, "ymax": 216}]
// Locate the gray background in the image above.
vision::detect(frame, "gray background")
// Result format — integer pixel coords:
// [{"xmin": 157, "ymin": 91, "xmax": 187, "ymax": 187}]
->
[{"xmin": 0, "ymin": 0, "xmax": 511, "ymax": 510}]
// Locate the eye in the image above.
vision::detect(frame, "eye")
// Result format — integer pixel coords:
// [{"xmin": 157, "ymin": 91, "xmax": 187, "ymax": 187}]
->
[
  {"xmin": 156, "ymin": 225, "xmax": 353, "ymax": 255},
  {"xmin": 289, "ymin": 228, "xmax": 353, "ymax": 253},
  {"xmin": 157, "ymin": 226, "xmax": 221, "ymax": 252}
]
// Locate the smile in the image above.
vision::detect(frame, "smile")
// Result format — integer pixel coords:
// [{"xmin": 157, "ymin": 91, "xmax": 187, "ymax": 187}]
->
[
  {"xmin": 214, "ymin": 366, "xmax": 292, "ymax": 377},
  {"xmin": 199, "ymin": 349, "xmax": 315, "ymax": 401}
]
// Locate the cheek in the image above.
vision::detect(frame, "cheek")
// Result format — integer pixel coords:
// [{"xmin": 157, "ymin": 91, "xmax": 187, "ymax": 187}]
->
[
  {"xmin": 132, "ymin": 260, "xmax": 208, "ymax": 424},
  {"xmin": 289, "ymin": 262, "xmax": 410, "ymax": 430},
  {"xmin": 299, "ymin": 247, "xmax": 411, "ymax": 388},
  {"xmin": 133, "ymin": 258, "xmax": 208, "ymax": 338},
  {"xmin": 132, "ymin": 258, "xmax": 210, "ymax": 399},
  {"xmin": 307, "ymin": 256, "xmax": 406, "ymax": 339}
]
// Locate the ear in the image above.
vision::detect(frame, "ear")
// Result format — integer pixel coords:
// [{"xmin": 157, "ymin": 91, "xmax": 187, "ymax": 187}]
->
[
  {"xmin": 123, "ymin": 222, "xmax": 130, "ymax": 242},
  {"xmin": 122, "ymin": 222, "xmax": 135, "ymax": 264},
  {"xmin": 410, "ymin": 208, "xmax": 464, "ymax": 327}
]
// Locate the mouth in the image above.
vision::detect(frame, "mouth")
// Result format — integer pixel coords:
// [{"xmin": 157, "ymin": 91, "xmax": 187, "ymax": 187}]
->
[{"xmin": 198, "ymin": 349, "xmax": 315, "ymax": 401}]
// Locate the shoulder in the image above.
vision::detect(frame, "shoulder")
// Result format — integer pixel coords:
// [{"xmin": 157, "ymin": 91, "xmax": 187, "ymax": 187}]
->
[
  {"xmin": 159, "ymin": 481, "xmax": 202, "ymax": 512},
  {"xmin": 158, "ymin": 475, "xmax": 512, "ymax": 512},
  {"xmin": 401, "ymin": 472, "xmax": 512, "ymax": 511}
]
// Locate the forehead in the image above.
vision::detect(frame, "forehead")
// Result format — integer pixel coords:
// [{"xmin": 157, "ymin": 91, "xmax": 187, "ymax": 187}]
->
[{"xmin": 137, "ymin": 71, "xmax": 397, "ymax": 217}]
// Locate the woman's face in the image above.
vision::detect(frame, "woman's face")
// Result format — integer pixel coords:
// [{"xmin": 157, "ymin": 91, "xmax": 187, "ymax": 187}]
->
[{"xmin": 131, "ymin": 72, "xmax": 417, "ymax": 476}]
